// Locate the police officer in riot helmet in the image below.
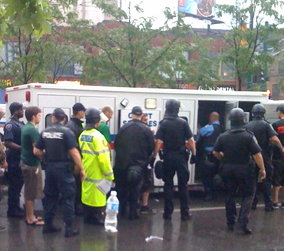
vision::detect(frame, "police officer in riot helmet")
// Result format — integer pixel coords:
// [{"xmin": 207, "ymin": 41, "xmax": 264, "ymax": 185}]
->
[
  {"xmin": 34, "ymin": 108, "xmax": 86, "ymax": 237},
  {"xmin": 246, "ymin": 104, "xmax": 284, "ymax": 211},
  {"xmin": 152, "ymin": 99, "xmax": 196, "ymax": 221},
  {"xmin": 213, "ymin": 108, "xmax": 266, "ymax": 234},
  {"xmin": 114, "ymin": 106, "xmax": 155, "ymax": 220},
  {"xmin": 79, "ymin": 107, "xmax": 114, "ymax": 226}
]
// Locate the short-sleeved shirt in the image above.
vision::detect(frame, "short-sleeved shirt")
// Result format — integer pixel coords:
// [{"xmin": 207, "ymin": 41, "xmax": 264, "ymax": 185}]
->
[
  {"xmin": 246, "ymin": 119, "xmax": 277, "ymax": 157},
  {"xmin": 21, "ymin": 122, "xmax": 40, "ymax": 166},
  {"xmin": 4, "ymin": 117, "xmax": 24, "ymax": 161},
  {"xmin": 198, "ymin": 121, "xmax": 222, "ymax": 151},
  {"xmin": 156, "ymin": 117, "xmax": 193, "ymax": 152},
  {"xmin": 272, "ymin": 119, "xmax": 284, "ymax": 158},
  {"xmin": 214, "ymin": 128, "xmax": 261, "ymax": 165},
  {"xmin": 98, "ymin": 121, "xmax": 111, "ymax": 143},
  {"xmin": 35, "ymin": 122, "xmax": 78, "ymax": 162}
]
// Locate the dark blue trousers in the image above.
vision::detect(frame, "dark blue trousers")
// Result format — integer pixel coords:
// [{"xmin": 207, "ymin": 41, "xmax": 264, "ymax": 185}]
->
[
  {"xmin": 223, "ymin": 164, "xmax": 256, "ymax": 227},
  {"xmin": 6, "ymin": 162, "xmax": 23, "ymax": 210},
  {"xmin": 44, "ymin": 162, "xmax": 76, "ymax": 225},
  {"xmin": 163, "ymin": 151, "xmax": 190, "ymax": 217}
]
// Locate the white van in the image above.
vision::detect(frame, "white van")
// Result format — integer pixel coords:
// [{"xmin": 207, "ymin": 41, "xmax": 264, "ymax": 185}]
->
[{"xmin": 5, "ymin": 83, "xmax": 281, "ymax": 186}]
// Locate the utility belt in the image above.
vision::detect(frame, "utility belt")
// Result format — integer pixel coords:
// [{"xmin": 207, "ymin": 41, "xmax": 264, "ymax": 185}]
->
[{"xmin": 162, "ymin": 146, "xmax": 189, "ymax": 160}]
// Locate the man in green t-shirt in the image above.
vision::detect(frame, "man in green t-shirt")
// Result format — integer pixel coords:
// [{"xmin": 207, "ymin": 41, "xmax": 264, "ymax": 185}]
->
[
  {"xmin": 98, "ymin": 106, "xmax": 114, "ymax": 147},
  {"xmin": 21, "ymin": 106, "xmax": 44, "ymax": 226}
]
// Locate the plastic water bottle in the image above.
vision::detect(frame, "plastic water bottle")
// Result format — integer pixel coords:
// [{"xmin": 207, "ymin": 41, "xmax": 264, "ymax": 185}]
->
[{"xmin": 105, "ymin": 191, "xmax": 119, "ymax": 232}]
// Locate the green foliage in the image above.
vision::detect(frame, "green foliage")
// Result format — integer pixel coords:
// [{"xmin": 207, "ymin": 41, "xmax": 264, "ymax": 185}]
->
[
  {"xmin": 1, "ymin": 0, "xmax": 52, "ymax": 38},
  {"xmin": 0, "ymin": 3, "xmax": 85, "ymax": 86},
  {"xmin": 158, "ymin": 32, "xmax": 220, "ymax": 89},
  {"xmin": 216, "ymin": 0, "xmax": 284, "ymax": 90},
  {"xmin": 79, "ymin": 0, "xmax": 218, "ymax": 88}
]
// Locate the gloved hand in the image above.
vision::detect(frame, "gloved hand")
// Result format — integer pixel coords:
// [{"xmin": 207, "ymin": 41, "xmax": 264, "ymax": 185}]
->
[
  {"xmin": 190, "ymin": 155, "xmax": 196, "ymax": 164},
  {"xmin": 149, "ymin": 157, "xmax": 156, "ymax": 168}
]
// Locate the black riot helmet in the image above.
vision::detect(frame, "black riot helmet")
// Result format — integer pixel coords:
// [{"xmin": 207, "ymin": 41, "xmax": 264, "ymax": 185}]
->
[
  {"xmin": 85, "ymin": 107, "xmax": 101, "ymax": 129},
  {"xmin": 252, "ymin": 104, "xmax": 266, "ymax": 118},
  {"xmin": 229, "ymin": 108, "xmax": 245, "ymax": 126},
  {"xmin": 165, "ymin": 99, "xmax": 180, "ymax": 111}
]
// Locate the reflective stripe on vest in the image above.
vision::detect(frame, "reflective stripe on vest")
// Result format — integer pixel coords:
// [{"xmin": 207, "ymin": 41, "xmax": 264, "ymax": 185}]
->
[
  {"xmin": 104, "ymin": 172, "xmax": 113, "ymax": 177},
  {"xmin": 80, "ymin": 141, "xmax": 110, "ymax": 155},
  {"xmin": 85, "ymin": 177, "xmax": 101, "ymax": 184}
]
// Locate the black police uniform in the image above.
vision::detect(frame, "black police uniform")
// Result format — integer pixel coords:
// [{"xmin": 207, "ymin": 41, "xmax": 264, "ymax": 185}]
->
[
  {"xmin": 246, "ymin": 118, "xmax": 277, "ymax": 210},
  {"xmin": 66, "ymin": 116, "xmax": 84, "ymax": 139},
  {"xmin": 66, "ymin": 116, "xmax": 84, "ymax": 214},
  {"xmin": 197, "ymin": 122, "xmax": 222, "ymax": 199},
  {"xmin": 35, "ymin": 122, "xmax": 78, "ymax": 226},
  {"xmin": 272, "ymin": 119, "xmax": 284, "ymax": 187},
  {"xmin": 114, "ymin": 119, "xmax": 154, "ymax": 219},
  {"xmin": 4, "ymin": 117, "xmax": 24, "ymax": 214},
  {"xmin": 156, "ymin": 116, "xmax": 193, "ymax": 219},
  {"xmin": 213, "ymin": 128, "xmax": 261, "ymax": 228}
]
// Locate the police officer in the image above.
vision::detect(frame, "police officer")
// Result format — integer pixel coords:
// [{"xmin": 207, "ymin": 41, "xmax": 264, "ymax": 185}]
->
[
  {"xmin": 66, "ymin": 102, "xmax": 86, "ymax": 216},
  {"xmin": 114, "ymin": 106, "xmax": 155, "ymax": 220},
  {"xmin": 246, "ymin": 104, "xmax": 284, "ymax": 211},
  {"xmin": 79, "ymin": 107, "xmax": 114, "ymax": 225},
  {"xmin": 197, "ymin": 112, "xmax": 222, "ymax": 201},
  {"xmin": 34, "ymin": 108, "xmax": 86, "ymax": 237},
  {"xmin": 152, "ymin": 99, "xmax": 196, "ymax": 221},
  {"xmin": 4, "ymin": 102, "xmax": 25, "ymax": 217},
  {"xmin": 213, "ymin": 108, "xmax": 266, "ymax": 234}
]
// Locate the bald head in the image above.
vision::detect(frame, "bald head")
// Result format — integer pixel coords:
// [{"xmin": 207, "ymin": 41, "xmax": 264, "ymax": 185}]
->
[
  {"xmin": 209, "ymin": 112, "xmax": 219, "ymax": 123},
  {"xmin": 101, "ymin": 105, "xmax": 114, "ymax": 120}
]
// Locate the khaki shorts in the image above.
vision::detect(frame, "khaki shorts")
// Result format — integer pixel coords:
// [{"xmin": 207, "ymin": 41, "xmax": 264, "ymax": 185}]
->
[{"xmin": 21, "ymin": 163, "xmax": 43, "ymax": 201}]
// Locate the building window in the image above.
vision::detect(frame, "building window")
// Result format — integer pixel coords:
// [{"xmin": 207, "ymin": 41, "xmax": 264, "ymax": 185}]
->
[
  {"xmin": 221, "ymin": 62, "xmax": 235, "ymax": 80},
  {"xmin": 278, "ymin": 60, "xmax": 284, "ymax": 75}
]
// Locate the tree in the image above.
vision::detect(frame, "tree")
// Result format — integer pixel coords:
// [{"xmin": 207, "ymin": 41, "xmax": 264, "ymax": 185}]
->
[
  {"xmin": 0, "ymin": 2, "xmax": 85, "ymax": 85},
  {"xmin": 216, "ymin": 0, "xmax": 284, "ymax": 91},
  {"xmin": 79, "ymin": 1, "xmax": 219, "ymax": 88},
  {"xmin": 0, "ymin": 0, "xmax": 81, "ymax": 41},
  {"xmin": 0, "ymin": 0, "xmax": 51, "ymax": 41},
  {"xmin": 158, "ymin": 32, "xmax": 220, "ymax": 89}
]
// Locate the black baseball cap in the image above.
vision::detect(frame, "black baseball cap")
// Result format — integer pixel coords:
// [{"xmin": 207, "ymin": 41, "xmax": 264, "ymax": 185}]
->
[
  {"xmin": 131, "ymin": 106, "xmax": 143, "ymax": 115},
  {"xmin": 276, "ymin": 104, "xmax": 284, "ymax": 113},
  {"xmin": 73, "ymin": 103, "xmax": 86, "ymax": 112},
  {"xmin": 9, "ymin": 102, "xmax": 23, "ymax": 115},
  {"xmin": 52, "ymin": 108, "xmax": 66, "ymax": 121}
]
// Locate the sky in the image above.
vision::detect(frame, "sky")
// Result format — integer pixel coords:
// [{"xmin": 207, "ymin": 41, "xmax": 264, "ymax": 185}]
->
[
  {"xmin": 119, "ymin": 0, "xmax": 282, "ymax": 30},
  {"xmin": 119, "ymin": 0, "xmax": 234, "ymax": 30}
]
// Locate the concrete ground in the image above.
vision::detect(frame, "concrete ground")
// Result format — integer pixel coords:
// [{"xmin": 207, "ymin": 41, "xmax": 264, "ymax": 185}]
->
[{"xmin": 0, "ymin": 188, "xmax": 284, "ymax": 251}]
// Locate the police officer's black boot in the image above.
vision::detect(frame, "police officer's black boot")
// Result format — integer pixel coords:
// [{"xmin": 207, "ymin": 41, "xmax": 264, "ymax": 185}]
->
[
  {"xmin": 236, "ymin": 223, "xmax": 252, "ymax": 235},
  {"xmin": 64, "ymin": 223, "xmax": 79, "ymax": 238},
  {"xmin": 7, "ymin": 206, "xmax": 24, "ymax": 218},
  {"xmin": 42, "ymin": 219, "xmax": 62, "ymax": 234}
]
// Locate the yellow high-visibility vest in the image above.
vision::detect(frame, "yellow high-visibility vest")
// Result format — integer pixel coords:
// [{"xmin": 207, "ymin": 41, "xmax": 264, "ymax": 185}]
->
[{"xmin": 79, "ymin": 128, "xmax": 114, "ymax": 207}]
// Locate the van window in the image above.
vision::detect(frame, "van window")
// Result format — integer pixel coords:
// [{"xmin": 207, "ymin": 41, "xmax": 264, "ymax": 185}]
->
[{"xmin": 45, "ymin": 114, "xmax": 68, "ymax": 128}]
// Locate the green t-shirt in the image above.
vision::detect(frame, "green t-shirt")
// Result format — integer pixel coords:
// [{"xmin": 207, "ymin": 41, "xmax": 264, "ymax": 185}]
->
[
  {"xmin": 97, "ymin": 121, "xmax": 111, "ymax": 143},
  {"xmin": 21, "ymin": 122, "xmax": 40, "ymax": 166}
]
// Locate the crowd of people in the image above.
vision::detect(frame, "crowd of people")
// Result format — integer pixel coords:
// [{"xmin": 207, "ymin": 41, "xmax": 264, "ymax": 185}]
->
[{"xmin": 0, "ymin": 99, "xmax": 283, "ymax": 237}]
